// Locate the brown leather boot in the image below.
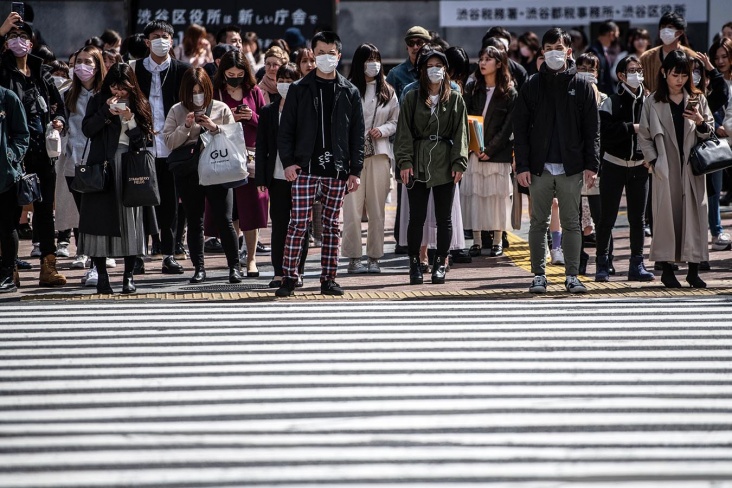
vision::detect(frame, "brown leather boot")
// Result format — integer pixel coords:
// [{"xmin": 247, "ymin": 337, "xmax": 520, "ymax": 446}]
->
[{"xmin": 39, "ymin": 255, "xmax": 67, "ymax": 287}]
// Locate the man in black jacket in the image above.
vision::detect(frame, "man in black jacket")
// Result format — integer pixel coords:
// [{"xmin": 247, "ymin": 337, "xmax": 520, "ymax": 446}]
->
[
  {"xmin": 586, "ymin": 21, "xmax": 620, "ymax": 96},
  {"xmin": 275, "ymin": 31, "xmax": 364, "ymax": 297},
  {"xmin": 0, "ymin": 19, "xmax": 67, "ymax": 287},
  {"xmin": 514, "ymin": 28, "xmax": 600, "ymax": 294},
  {"xmin": 134, "ymin": 20, "xmax": 190, "ymax": 275}
]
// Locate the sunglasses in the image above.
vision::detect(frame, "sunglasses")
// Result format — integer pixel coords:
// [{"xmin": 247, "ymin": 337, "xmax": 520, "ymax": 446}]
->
[{"xmin": 406, "ymin": 39, "xmax": 425, "ymax": 48}]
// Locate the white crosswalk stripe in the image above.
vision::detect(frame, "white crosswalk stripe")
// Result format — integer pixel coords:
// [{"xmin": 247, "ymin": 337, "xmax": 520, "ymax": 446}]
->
[{"xmin": 1, "ymin": 298, "xmax": 732, "ymax": 487}]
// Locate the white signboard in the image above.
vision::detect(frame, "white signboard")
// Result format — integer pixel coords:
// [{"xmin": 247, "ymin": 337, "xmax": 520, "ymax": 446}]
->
[{"xmin": 439, "ymin": 0, "xmax": 707, "ymax": 27}]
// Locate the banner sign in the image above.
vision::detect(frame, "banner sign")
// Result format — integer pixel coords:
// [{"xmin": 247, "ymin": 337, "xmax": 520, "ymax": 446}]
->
[
  {"xmin": 133, "ymin": 1, "xmax": 335, "ymax": 50},
  {"xmin": 440, "ymin": 1, "xmax": 707, "ymax": 27}
]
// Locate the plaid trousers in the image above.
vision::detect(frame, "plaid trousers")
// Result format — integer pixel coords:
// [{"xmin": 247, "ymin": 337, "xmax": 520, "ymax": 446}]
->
[{"xmin": 282, "ymin": 173, "xmax": 348, "ymax": 282}]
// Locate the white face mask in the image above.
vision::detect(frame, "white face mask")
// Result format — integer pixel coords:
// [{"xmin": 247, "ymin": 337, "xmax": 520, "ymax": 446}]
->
[
  {"xmin": 625, "ymin": 72, "xmax": 644, "ymax": 89},
  {"xmin": 660, "ymin": 28, "xmax": 679, "ymax": 46},
  {"xmin": 520, "ymin": 46, "xmax": 532, "ymax": 58},
  {"xmin": 427, "ymin": 66, "xmax": 445, "ymax": 84},
  {"xmin": 315, "ymin": 54, "xmax": 339, "ymax": 74},
  {"xmin": 192, "ymin": 93, "xmax": 205, "ymax": 107},
  {"xmin": 577, "ymin": 72, "xmax": 597, "ymax": 85},
  {"xmin": 150, "ymin": 38, "xmax": 171, "ymax": 58},
  {"xmin": 364, "ymin": 61, "xmax": 381, "ymax": 78},
  {"xmin": 498, "ymin": 38, "xmax": 510, "ymax": 50},
  {"xmin": 277, "ymin": 82, "xmax": 291, "ymax": 99},
  {"xmin": 693, "ymin": 71, "xmax": 702, "ymax": 86},
  {"xmin": 51, "ymin": 75, "xmax": 67, "ymax": 89},
  {"xmin": 544, "ymin": 50, "xmax": 567, "ymax": 71}
]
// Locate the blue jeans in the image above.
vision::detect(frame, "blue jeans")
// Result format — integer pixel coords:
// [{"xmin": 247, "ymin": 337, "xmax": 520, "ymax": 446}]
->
[{"xmin": 707, "ymin": 170, "xmax": 723, "ymax": 237}]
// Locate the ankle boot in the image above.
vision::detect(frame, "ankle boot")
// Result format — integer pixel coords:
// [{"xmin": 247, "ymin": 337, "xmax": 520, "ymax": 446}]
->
[
  {"xmin": 190, "ymin": 266, "xmax": 206, "ymax": 284},
  {"xmin": 628, "ymin": 255, "xmax": 654, "ymax": 282},
  {"xmin": 608, "ymin": 255, "xmax": 616, "ymax": 275},
  {"xmin": 594, "ymin": 255, "xmax": 610, "ymax": 282},
  {"xmin": 431, "ymin": 256, "xmax": 447, "ymax": 284},
  {"xmin": 661, "ymin": 262, "xmax": 682, "ymax": 288},
  {"xmin": 39, "ymin": 254, "xmax": 67, "ymax": 287},
  {"xmin": 122, "ymin": 273, "xmax": 136, "ymax": 294},
  {"xmin": 409, "ymin": 255, "xmax": 423, "ymax": 285},
  {"xmin": 229, "ymin": 265, "xmax": 243, "ymax": 283},
  {"xmin": 96, "ymin": 272, "xmax": 113, "ymax": 294},
  {"xmin": 0, "ymin": 266, "xmax": 17, "ymax": 293},
  {"xmin": 686, "ymin": 262, "xmax": 707, "ymax": 288}
]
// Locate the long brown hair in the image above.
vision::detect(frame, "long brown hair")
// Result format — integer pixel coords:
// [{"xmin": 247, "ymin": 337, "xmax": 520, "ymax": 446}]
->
[
  {"xmin": 182, "ymin": 24, "xmax": 206, "ymax": 57},
  {"xmin": 66, "ymin": 45, "xmax": 106, "ymax": 113},
  {"xmin": 417, "ymin": 51, "xmax": 452, "ymax": 105},
  {"xmin": 101, "ymin": 63, "xmax": 154, "ymax": 136},
  {"xmin": 475, "ymin": 45, "xmax": 511, "ymax": 99},
  {"xmin": 179, "ymin": 67, "xmax": 213, "ymax": 111},
  {"xmin": 654, "ymin": 49, "xmax": 702, "ymax": 103},
  {"xmin": 213, "ymin": 50, "xmax": 256, "ymax": 93}
]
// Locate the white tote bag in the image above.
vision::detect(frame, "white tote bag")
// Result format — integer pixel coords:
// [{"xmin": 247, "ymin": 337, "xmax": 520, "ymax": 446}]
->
[{"xmin": 198, "ymin": 124, "xmax": 249, "ymax": 186}]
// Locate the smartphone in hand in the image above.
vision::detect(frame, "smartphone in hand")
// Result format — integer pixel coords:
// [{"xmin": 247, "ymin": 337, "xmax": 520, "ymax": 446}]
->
[
  {"xmin": 236, "ymin": 104, "xmax": 248, "ymax": 113},
  {"xmin": 11, "ymin": 2, "xmax": 24, "ymax": 20},
  {"xmin": 685, "ymin": 98, "xmax": 699, "ymax": 111}
]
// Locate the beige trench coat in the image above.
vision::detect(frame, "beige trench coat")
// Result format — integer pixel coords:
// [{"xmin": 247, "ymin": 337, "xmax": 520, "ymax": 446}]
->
[{"xmin": 638, "ymin": 91, "xmax": 713, "ymax": 263}]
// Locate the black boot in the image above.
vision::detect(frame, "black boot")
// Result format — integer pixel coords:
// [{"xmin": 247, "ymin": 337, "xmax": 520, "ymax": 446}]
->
[
  {"xmin": 96, "ymin": 272, "xmax": 113, "ymax": 294},
  {"xmin": 431, "ymin": 256, "xmax": 447, "ymax": 284},
  {"xmin": 686, "ymin": 262, "xmax": 707, "ymax": 288},
  {"xmin": 661, "ymin": 262, "xmax": 682, "ymax": 288},
  {"xmin": 229, "ymin": 265, "xmax": 243, "ymax": 283},
  {"xmin": 0, "ymin": 266, "xmax": 17, "ymax": 293},
  {"xmin": 409, "ymin": 255, "xmax": 423, "ymax": 285},
  {"xmin": 122, "ymin": 273, "xmax": 136, "ymax": 294},
  {"xmin": 190, "ymin": 264, "xmax": 206, "ymax": 283}
]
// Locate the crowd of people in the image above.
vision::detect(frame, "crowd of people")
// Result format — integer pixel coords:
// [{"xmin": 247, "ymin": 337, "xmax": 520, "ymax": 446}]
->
[{"xmin": 1, "ymin": 3, "xmax": 732, "ymax": 296}]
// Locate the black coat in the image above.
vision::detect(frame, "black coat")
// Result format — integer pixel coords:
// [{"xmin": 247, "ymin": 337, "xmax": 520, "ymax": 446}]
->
[
  {"xmin": 513, "ymin": 59, "xmax": 600, "ymax": 177},
  {"xmin": 463, "ymin": 80, "xmax": 517, "ymax": 163},
  {"xmin": 278, "ymin": 71, "xmax": 365, "ymax": 180},
  {"xmin": 586, "ymin": 41, "xmax": 615, "ymax": 96},
  {"xmin": 599, "ymin": 86, "xmax": 645, "ymax": 162},
  {"xmin": 254, "ymin": 100, "xmax": 280, "ymax": 188},
  {"xmin": 77, "ymin": 93, "xmax": 148, "ymax": 237}
]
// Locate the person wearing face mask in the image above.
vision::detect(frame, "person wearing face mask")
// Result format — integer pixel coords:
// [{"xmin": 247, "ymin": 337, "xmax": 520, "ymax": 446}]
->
[
  {"xmin": 0, "ymin": 19, "xmax": 67, "ymax": 288},
  {"xmin": 258, "ymin": 46, "xmax": 289, "ymax": 105},
  {"xmin": 254, "ymin": 63, "xmax": 309, "ymax": 289},
  {"xmin": 586, "ymin": 21, "xmax": 620, "ymax": 96},
  {"xmin": 133, "ymin": 20, "xmax": 191, "ymax": 276},
  {"xmin": 58, "ymin": 46, "xmax": 107, "ymax": 286},
  {"xmin": 394, "ymin": 49, "xmax": 468, "ymax": 286},
  {"xmin": 163, "ymin": 67, "xmax": 241, "ymax": 284},
  {"xmin": 611, "ymin": 28, "xmax": 651, "ymax": 82},
  {"xmin": 518, "ymin": 31, "xmax": 541, "ymax": 76},
  {"xmin": 638, "ymin": 49, "xmax": 714, "ymax": 288},
  {"xmin": 513, "ymin": 28, "xmax": 600, "ymax": 294},
  {"xmin": 595, "ymin": 55, "xmax": 654, "ymax": 283},
  {"xmin": 275, "ymin": 31, "xmax": 365, "ymax": 297},
  {"xmin": 341, "ymin": 44, "xmax": 399, "ymax": 275},
  {"xmin": 211, "ymin": 50, "xmax": 268, "ymax": 278},
  {"xmin": 640, "ymin": 12, "xmax": 695, "ymax": 93}
]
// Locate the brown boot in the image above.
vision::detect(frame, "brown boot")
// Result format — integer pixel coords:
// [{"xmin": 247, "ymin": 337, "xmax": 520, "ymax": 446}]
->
[{"xmin": 39, "ymin": 255, "xmax": 67, "ymax": 287}]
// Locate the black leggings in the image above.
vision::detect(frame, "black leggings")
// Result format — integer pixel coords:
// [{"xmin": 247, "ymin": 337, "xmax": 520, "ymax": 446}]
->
[
  {"xmin": 0, "ymin": 184, "xmax": 21, "ymax": 269},
  {"xmin": 268, "ymin": 178, "xmax": 308, "ymax": 277},
  {"xmin": 406, "ymin": 181, "xmax": 455, "ymax": 256}
]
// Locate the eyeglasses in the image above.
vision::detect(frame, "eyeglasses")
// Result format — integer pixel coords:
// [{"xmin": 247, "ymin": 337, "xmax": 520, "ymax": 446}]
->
[
  {"xmin": 265, "ymin": 62, "xmax": 282, "ymax": 69},
  {"xmin": 626, "ymin": 68, "xmax": 644, "ymax": 74},
  {"xmin": 7, "ymin": 33, "xmax": 29, "ymax": 40},
  {"xmin": 406, "ymin": 39, "xmax": 425, "ymax": 48}
]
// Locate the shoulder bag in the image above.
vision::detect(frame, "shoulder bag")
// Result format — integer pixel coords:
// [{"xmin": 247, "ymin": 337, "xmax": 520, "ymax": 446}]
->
[
  {"xmin": 70, "ymin": 137, "xmax": 111, "ymax": 194},
  {"xmin": 689, "ymin": 132, "xmax": 732, "ymax": 176},
  {"xmin": 16, "ymin": 169, "xmax": 42, "ymax": 205},
  {"xmin": 167, "ymin": 102, "xmax": 213, "ymax": 177}
]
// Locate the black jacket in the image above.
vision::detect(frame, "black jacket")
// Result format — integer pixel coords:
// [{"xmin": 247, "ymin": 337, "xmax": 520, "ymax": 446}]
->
[
  {"xmin": 586, "ymin": 41, "xmax": 615, "ymax": 96},
  {"xmin": 463, "ymin": 80, "xmax": 517, "ymax": 163},
  {"xmin": 599, "ymin": 84, "xmax": 645, "ymax": 162},
  {"xmin": 513, "ymin": 59, "xmax": 600, "ymax": 177},
  {"xmin": 134, "ymin": 57, "xmax": 191, "ymax": 117},
  {"xmin": 508, "ymin": 59, "xmax": 528, "ymax": 91},
  {"xmin": 278, "ymin": 71, "xmax": 365, "ymax": 180},
  {"xmin": 78, "ymin": 93, "xmax": 148, "ymax": 237},
  {"xmin": 705, "ymin": 68, "xmax": 730, "ymax": 115},
  {"xmin": 254, "ymin": 100, "xmax": 280, "ymax": 188}
]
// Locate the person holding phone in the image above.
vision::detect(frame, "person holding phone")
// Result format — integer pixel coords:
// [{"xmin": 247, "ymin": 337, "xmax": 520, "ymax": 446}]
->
[
  {"xmin": 212, "ymin": 50, "xmax": 268, "ymax": 278},
  {"xmin": 638, "ymin": 49, "xmax": 714, "ymax": 288},
  {"xmin": 164, "ymin": 67, "xmax": 240, "ymax": 284}
]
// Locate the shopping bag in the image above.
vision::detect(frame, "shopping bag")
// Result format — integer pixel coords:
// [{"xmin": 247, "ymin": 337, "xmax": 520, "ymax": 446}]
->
[
  {"xmin": 198, "ymin": 124, "xmax": 249, "ymax": 186},
  {"xmin": 122, "ymin": 148, "xmax": 160, "ymax": 207}
]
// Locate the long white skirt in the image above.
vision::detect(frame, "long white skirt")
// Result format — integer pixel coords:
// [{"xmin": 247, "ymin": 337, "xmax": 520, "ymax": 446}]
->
[{"xmin": 460, "ymin": 153, "xmax": 512, "ymax": 231}]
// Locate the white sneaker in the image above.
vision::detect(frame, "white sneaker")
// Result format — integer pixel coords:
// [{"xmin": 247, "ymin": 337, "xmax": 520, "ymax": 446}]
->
[
  {"xmin": 347, "ymin": 258, "xmax": 368, "ymax": 274},
  {"xmin": 711, "ymin": 232, "xmax": 732, "ymax": 251},
  {"xmin": 71, "ymin": 255, "xmax": 88, "ymax": 269},
  {"xmin": 55, "ymin": 242, "xmax": 70, "ymax": 258},
  {"xmin": 82, "ymin": 267, "xmax": 98, "ymax": 287},
  {"xmin": 550, "ymin": 248, "xmax": 565, "ymax": 265},
  {"xmin": 367, "ymin": 258, "xmax": 381, "ymax": 274},
  {"xmin": 105, "ymin": 258, "xmax": 117, "ymax": 268},
  {"xmin": 30, "ymin": 243, "xmax": 41, "ymax": 257}
]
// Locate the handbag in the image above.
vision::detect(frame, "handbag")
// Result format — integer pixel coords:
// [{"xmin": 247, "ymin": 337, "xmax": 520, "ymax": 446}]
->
[
  {"xmin": 71, "ymin": 137, "xmax": 111, "ymax": 194},
  {"xmin": 122, "ymin": 148, "xmax": 160, "ymax": 207},
  {"xmin": 16, "ymin": 170, "xmax": 42, "ymax": 206},
  {"xmin": 363, "ymin": 103, "xmax": 378, "ymax": 158},
  {"xmin": 689, "ymin": 133, "xmax": 732, "ymax": 176},
  {"xmin": 167, "ymin": 102, "xmax": 213, "ymax": 176}
]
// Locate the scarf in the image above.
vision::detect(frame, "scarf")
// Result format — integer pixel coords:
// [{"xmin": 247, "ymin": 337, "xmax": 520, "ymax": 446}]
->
[{"xmin": 259, "ymin": 75, "xmax": 278, "ymax": 95}]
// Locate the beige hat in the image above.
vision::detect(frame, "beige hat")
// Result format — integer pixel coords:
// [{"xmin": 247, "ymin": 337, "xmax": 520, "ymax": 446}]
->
[{"xmin": 404, "ymin": 26, "xmax": 431, "ymax": 42}]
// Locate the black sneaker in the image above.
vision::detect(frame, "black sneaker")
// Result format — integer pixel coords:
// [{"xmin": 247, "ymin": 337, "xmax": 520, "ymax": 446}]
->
[
  {"xmin": 275, "ymin": 278, "xmax": 296, "ymax": 297},
  {"xmin": 321, "ymin": 280, "xmax": 344, "ymax": 296},
  {"xmin": 204, "ymin": 238, "xmax": 224, "ymax": 253},
  {"xmin": 256, "ymin": 241, "xmax": 271, "ymax": 255},
  {"xmin": 394, "ymin": 244, "xmax": 408, "ymax": 255},
  {"xmin": 15, "ymin": 258, "xmax": 32, "ymax": 270}
]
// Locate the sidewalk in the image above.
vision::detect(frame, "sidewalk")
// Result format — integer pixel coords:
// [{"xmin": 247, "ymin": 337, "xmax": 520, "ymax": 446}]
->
[{"xmin": 7, "ymin": 188, "xmax": 732, "ymax": 302}]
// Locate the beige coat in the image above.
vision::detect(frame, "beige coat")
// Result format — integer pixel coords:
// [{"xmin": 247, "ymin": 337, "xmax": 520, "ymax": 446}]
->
[
  {"xmin": 638, "ymin": 91, "xmax": 713, "ymax": 263},
  {"xmin": 162, "ymin": 100, "xmax": 234, "ymax": 151}
]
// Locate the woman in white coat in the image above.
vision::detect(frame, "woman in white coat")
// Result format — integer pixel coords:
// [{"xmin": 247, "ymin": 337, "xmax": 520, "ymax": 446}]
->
[{"xmin": 638, "ymin": 49, "xmax": 713, "ymax": 288}]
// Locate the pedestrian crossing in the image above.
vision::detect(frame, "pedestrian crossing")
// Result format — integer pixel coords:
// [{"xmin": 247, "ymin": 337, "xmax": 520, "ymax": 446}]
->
[{"xmin": 1, "ymin": 299, "xmax": 732, "ymax": 487}]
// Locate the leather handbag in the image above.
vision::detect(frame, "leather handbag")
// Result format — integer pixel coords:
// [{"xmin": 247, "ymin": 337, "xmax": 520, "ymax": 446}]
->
[
  {"xmin": 16, "ymin": 171, "xmax": 42, "ymax": 206},
  {"xmin": 689, "ymin": 133, "xmax": 732, "ymax": 176},
  {"xmin": 71, "ymin": 138, "xmax": 111, "ymax": 193},
  {"xmin": 167, "ymin": 102, "xmax": 213, "ymax": 177},
  {"xmin": 122, "ymin": 148, "xmax": 160, "ymax": 207}
]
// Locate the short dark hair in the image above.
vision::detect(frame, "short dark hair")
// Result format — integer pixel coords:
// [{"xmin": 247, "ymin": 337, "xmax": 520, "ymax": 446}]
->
[
  {"xmin": 541, "ymin": 28, "xmax": 572, "ymax": 49},
  {"xmin": 311, "ymin": 31, "xmax": 342, "ymax": 53},
  {"xmin": 576, "ymin": 52, "xmax": 600, "ymax": 70},
  {"xmin": 659, "ymin": 12, "xmax": 687, "ymax": 31},
  {"xmin": 143, "ymin": 20, "xmax": 174, "ymax": 38},
  {"xmin": 598, "ymin": 21, "xmax": 619, "ymax": 36},
  {"xmin": 276, "ymin": 62, "xmax": 300, "ymax": 81},
  {"xmin": 84, "ymin": 36, "xmax": 104, "ymax": 50},
  {"xmin": 179, "ymin": 67, "xmax": 214, "ymax": 112},
  {"xmin": 120, "ymin": 33, "xmax": 148, "ymax": 61},
  {"xmin": 35, "ymin": 45, "xmax": 55, "ymax": 63},
  {"xmin": 216, "ymin": 24, "xmax": 240, "ymax": 44},
  {"xmin": 615, "ymin": 54, "xmax": 641, "ymax": 75},
  {"xmin": 483, "ymin": 26, "xmax": 511, "ymax": 45},
  {"xmin": 100, "ymin": 29, "xmax": 121, "ymax": 47}
]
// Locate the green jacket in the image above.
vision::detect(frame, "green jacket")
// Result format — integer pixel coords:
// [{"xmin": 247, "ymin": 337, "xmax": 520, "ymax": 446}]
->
[
  {"xmin": 394, "ymin": 88, "xmax": 468, "ymax": 188},
  {"xmin": 0, "ymin": 86, "xmax": 29, "ymax": 194}
]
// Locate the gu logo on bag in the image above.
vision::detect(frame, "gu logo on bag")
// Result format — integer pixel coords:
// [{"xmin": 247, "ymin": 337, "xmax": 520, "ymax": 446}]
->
[{"xmin": 209, "ymin": 148, "xmax": 229, "ymax": 161}]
